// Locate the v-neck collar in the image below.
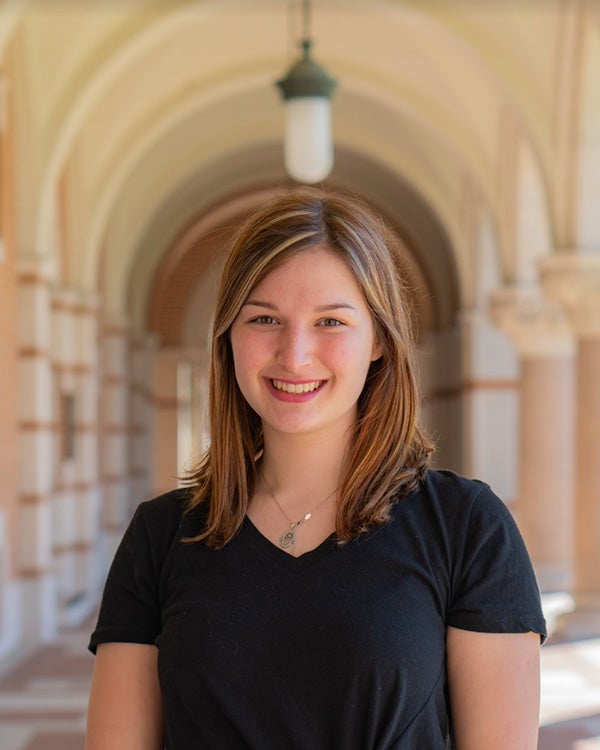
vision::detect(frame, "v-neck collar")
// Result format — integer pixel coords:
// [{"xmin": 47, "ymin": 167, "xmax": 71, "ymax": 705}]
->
[{"xmin": 242, "ymin": 515, "xmax": 338, "ymax": 572}]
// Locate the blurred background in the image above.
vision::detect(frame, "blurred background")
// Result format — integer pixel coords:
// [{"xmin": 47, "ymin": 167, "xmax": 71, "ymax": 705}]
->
[{"xmin": 0, "ymin": 0, "xmax": 599, "ymax": 747}]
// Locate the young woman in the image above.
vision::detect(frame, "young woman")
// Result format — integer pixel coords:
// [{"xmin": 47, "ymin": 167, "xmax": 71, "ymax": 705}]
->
[{"xmin": 86, "ymin": 187, "xmax": 546, "ymax": 749}]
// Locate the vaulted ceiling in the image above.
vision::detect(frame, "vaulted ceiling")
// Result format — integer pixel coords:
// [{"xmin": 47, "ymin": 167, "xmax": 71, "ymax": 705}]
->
[{"xmin": 1, "ymin": 0, "xmax": 598, "ymax": 344}]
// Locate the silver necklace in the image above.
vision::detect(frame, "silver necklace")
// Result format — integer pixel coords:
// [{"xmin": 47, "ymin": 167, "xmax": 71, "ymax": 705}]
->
[{"xmin": 261, "ymin": 471, "xmax": 338, "ymax": 550}]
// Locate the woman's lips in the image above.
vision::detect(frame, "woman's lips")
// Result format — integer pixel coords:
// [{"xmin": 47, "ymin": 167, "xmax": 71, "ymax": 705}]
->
[{"xmin": 265, "ymin": 378, "xmax": 327, "ymax": 401}]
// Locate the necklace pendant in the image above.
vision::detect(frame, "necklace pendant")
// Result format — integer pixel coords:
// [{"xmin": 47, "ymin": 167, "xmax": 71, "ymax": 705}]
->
[{"xmin": 280, "ymin": 528, "xmax": 296, "ymax": 549}]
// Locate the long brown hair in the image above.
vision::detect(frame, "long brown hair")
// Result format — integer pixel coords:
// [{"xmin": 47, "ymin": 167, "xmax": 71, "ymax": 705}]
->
[{"xmin": 184, "ymin": 187, "xmax": 433, "ymax": 547}]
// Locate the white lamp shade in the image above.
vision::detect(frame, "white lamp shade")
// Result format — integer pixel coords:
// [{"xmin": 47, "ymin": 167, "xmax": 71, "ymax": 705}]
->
[{"xmin": 283, "ymin": 97, "xmax": 333, "ymax": 183}]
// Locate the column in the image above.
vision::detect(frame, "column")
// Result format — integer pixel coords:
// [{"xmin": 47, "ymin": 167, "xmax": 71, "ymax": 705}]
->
[
  {"xmin": 17, "ymin": 258, "xmax": 57, "ymax": 644},
  {"xmin": 51, "ymin": 286, "xmax": 101, "ymax": 623},
  {"xmin": 0, "ymin": 73, "xmax": 21, "ymax": 668},
  {"xmin": 51, "ymin": 286, "xmax": 79, "ymax": 617},
  {"xmin": 490, "ymin": 286, "xmax": 575, "ymax": 592},
  {"xmin": 99, "ymin": 315, "xmax": 132, "ymax": 562},
  {"xmin": 457, "ymin": 309, "xmax": 521, "ymax": 504},
  {"xmin": 151, "ymin": 348, "xmax": 182, "ymax": 496},
  {"xmin": 71, "ymin": 289, "xmax": 101, "ymax": 619},
  {"xmin": 541, "ymin": 254, "xmax": 600, "ymax": 636},
  {"xmin": 130, "ymin": 332, "xmax": 156, "ymax": 505},
  {"xmin": 191, "ymin": 348, "xmax": 211, "ymax": 456}
]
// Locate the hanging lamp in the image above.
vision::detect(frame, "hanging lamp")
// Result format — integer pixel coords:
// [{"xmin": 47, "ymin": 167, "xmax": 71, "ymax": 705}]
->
[{"xmin": 276, "ymin": 0, "xmax": 337, "ymax": 183}]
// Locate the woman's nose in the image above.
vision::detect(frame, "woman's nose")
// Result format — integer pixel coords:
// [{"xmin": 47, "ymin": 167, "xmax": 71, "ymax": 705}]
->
[{"xmin": 275, "ymin": 327, "xmax": 312, "ymax": 371}]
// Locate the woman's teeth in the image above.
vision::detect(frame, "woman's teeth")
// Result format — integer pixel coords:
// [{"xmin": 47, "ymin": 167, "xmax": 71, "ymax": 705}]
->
[{"xmin": 271, "ymin": 379, "xmax": 323, "ymax": 394}]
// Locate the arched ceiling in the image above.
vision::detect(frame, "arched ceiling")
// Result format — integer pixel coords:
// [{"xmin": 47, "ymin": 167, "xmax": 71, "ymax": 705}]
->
[{"xmin": 2, "ymin": 0, "xmax": 597, "ymax": 336}]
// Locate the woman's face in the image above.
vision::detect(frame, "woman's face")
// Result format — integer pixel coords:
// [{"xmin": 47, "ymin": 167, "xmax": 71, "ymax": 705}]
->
[{"xmin": 230, "ymin": 244, "xmax": 382, "ymax": 442}]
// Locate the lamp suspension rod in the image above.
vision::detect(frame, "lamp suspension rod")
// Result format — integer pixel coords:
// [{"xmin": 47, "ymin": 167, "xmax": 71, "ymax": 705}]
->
[{"xmin": 302, "ymin": 0, "xmax": 311, "ymax": 42}]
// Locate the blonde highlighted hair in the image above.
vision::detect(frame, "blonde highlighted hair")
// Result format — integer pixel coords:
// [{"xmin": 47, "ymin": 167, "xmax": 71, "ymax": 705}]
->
[{"xmin": 185, "ymin": 187, "xmax": 433, "ymax": 547}]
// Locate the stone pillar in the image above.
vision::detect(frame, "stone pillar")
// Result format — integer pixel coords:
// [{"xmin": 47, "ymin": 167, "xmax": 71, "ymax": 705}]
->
[
  {"xmin": 457, "ymin": 309, "xmax": 521, "ymax": 504},
  {"xmin": 191, "ymin": 348, "xmax": 211, "ymax": 456},
  {"xmin": 176, "ymin": 359, "xmax": 194, "ymax": 476},
  {"xmin": 51, "ymin": 286, "xmax": 80, "ymax": 617},
  {"xmin": 151, "ymin": 348, "xmax": 182, "ymax": 496},
  {"xmin": 17, "ymin": 258, "xmax": 57, "ymax": 644},
  {"xmin": 0, "ymin": 73, "xmax": 21, "ymax": 670},
  {"xmin": 541, "ymin": 255, "xmax": 600, "ymax": 636},
  {"xmin": 130, "ymin": 332, "xmax": 156, "ymax": 505},
  {"xmin": 50, "ymin": 285, "xmax": 100, "ymax": 622},
  {"xmin": 70, "ymin": 289, "xmax": 101, "ymax": 620},
  {"xmin": 99, "ymin": 316, "xmax": 132, "ymax": 562},
  {"xmin": 490, "ymin": 286, "xmax": 575, "ymax": 592}
]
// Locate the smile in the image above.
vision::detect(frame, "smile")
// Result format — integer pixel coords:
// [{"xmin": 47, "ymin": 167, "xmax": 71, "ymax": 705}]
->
[{"xmin": 270, "ymin": 379, "xmax": 325, "ymax": 394}]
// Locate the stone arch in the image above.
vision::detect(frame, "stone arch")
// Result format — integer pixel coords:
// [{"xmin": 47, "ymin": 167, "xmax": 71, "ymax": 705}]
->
[{"xmin": 26, "ymin": 0, "xmax": 542, "ymax": 312}]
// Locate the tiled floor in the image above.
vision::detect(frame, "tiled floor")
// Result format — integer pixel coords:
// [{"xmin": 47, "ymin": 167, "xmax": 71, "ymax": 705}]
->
[
  {"xmin": 0, "ymin": 596, "xmax": 599, "ymax": 749},
  {"xmin": 0, "ymin": 618, "xmax": 93, "ymax": 750},
  {"xmin": 540, "ymin": 638, "xmax": 600, "ymax": 749}
]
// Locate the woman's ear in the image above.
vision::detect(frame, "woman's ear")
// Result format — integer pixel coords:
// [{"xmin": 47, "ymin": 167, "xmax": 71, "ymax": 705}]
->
[{"xmin": 371, "ymin": 337, "xmax": 384, "ymax": 362}]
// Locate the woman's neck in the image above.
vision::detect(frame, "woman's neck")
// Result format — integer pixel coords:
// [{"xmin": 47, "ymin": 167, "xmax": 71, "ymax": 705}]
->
[{"xmin": 259, "ymin": 428, "xmax": 350, "ymax": 499}]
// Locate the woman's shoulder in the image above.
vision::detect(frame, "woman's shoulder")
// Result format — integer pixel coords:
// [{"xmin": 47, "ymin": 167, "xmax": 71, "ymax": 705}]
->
[
  {"xmin": 407, "ymin": 468, "xmax": 511, "ymax": 525},
  {"xmin": 417, "ymin": 468, "xmax": 493, "ymax": 501},
  {"xmin": 133, "ymin": 486, "xmax": 196, "ymax": 540},
  {"xmin": 138, "ymin": 486, "xmax": 191, "ymax": 516},
  {"xmin": 401, "ymin": 470, "xmax": 535, "ymax": 578}
]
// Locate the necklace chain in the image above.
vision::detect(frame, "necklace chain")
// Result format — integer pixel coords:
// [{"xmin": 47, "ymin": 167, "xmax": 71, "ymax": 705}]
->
[{"xmin": 260, "ymin": 470, "xmax": 337, "ymax": 550}]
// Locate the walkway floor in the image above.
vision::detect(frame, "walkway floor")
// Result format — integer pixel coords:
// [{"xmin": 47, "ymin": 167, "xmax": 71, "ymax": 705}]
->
[{"xmin": 0, "ymin": 595, "xmax": 599, "ymax": 749}]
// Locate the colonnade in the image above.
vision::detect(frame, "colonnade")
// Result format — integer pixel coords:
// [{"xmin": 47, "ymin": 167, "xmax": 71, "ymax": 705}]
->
[
  {"xmin": 490, "ymin": 286, "xmax": 575, "ymax": 592},
  {"xmin": 7, "ymin": 279, "xmax": 209, "ymax": 667},
  {"xmin": 17, "ymin": 257, "xmax": 58, "ymax": 645},
  {"xmin": 493, "ymin": 254, "xmax": 600, "ymax": 637},
  {"xmin": 541, "ymin": 255, "xmax": 600, "ymax": 637},
  {"xmin": 7, "ymin": 270, "xmax": 158, "ymax": 663}
]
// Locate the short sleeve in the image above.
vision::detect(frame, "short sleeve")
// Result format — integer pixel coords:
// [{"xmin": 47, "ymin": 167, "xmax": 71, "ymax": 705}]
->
[
  {"xmin": 88, "ymin": 490, "xmax": 185, "ymax": 654},
  {"xmin": 447, "ymin": 484, "xmax": 547, "ymax": 643}
]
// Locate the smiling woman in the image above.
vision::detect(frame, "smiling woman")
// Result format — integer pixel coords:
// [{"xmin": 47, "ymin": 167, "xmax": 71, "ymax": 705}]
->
[
  {"xmin": 184, "ymin": 187, "xmax": 428, "ymax": 552},
  {"xmin": 86, "ymin": 187, "xmax": 546, "ymax": 750},
  {"xmin": 230, "ymin": 246, "xmax": 381, "ymax": 441}
]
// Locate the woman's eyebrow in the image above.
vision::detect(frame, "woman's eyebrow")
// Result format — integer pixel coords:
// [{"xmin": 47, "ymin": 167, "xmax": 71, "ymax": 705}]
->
[
  {"xmin": 314, "ymin": 303, "xmax": 357, "ymax": 312},
  {"xmin": 242, "ymin": 299, "xmax": 278, "ymax": 309},
  {"xmin": 241, "ymin": 301, "xmax": 357, "ymax": 312}
]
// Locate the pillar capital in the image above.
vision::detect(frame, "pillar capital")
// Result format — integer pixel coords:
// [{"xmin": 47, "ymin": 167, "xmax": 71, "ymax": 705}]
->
[
  {"xmin": 489, "ymin": 286, "xmax": 575, "ymax": 358},
  {"xmin": 540, "ymin": 254, "xmax": 600, "ymax": 339}
]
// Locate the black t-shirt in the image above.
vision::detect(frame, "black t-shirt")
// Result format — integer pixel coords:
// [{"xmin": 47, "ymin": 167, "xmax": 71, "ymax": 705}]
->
[{"xmin": 89, "ymin": 469, "xmax": 546, "ymax": 749}]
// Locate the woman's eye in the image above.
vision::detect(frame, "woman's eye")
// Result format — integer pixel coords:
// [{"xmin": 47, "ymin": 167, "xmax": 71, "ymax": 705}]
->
[
  {"xmin": 320, "ymin": 318, "xmax": 343, "ymax": 327},
  {"xmin": 251, "ymin": 315, "xmax": 277, "ymax": 325}
]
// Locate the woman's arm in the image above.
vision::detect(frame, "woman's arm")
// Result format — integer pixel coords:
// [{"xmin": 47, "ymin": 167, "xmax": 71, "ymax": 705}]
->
[
  {"xmin": 446, "ymin": 627, "xmax": 541, "ymax": 750},
  {"xmin": 86, "ymin": 642, "xmax": 164, "ymax": 750}
]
